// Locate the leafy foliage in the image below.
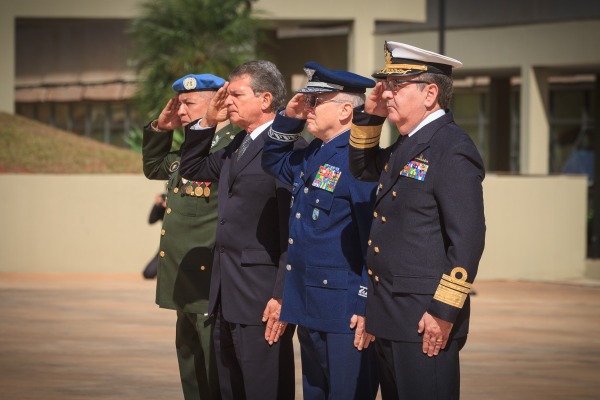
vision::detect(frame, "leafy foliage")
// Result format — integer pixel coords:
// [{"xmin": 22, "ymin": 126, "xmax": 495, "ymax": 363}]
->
[
  {"xmin": 126, "ymin": 127, "xmax": 184, "ymax": 153},
  {"xmin": 128, "ymin": 0, "xmax": 268, "ymax": 122}
]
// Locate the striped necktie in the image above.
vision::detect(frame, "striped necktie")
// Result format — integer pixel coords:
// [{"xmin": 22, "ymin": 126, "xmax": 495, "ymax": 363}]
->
[{"xmin": 237, "ymin": 134, "xmax": 253, "ymax": 160}]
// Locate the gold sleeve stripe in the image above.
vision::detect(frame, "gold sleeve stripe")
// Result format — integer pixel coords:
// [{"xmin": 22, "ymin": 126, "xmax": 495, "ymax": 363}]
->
[
  {"xmin": 350, "ymin": 136, "xmax": 380, "ymax": 149},
  {"xmin": 433, "ymin": 267, "xmax": 472, "ymax": 309},
  {"xmin": 350, "ymin": 123, "xmax": 382, "ymax": 149}
]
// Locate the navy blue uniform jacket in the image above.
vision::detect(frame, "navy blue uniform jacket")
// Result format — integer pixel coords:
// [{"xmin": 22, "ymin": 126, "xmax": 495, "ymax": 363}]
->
[
  {"xmin": 349, "ymin": 111, "xmax": 486, "ymax": 342},
  {"xmin": 178, "ymin": 121, "xmax": 305, "ymax": 326},
  {"xmin": 262, "ymin": 113, "xmax": 377, "ymax": 333}
]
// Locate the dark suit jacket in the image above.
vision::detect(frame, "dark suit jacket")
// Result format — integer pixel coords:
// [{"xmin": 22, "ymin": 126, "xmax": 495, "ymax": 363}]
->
[
  {"xmin": 179, "ymin": 121, "xmax": 306, "ymax": 326},
  {"xmin": 349, "ymin": 111, "xmax": 486, "ymax": 342}
]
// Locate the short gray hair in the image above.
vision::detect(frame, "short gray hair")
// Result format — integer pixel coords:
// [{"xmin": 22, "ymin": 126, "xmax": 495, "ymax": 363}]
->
[
  {"xmin": 417, "ymin": 72, "xmax": 454, "ymax": 109},
  {"xmin": 230, "ymin": 60, "xmax": 287, "ymax": 112},
  {"xmin": 334, "ymin": 92, "xmax": 365, "ymax": 109}
]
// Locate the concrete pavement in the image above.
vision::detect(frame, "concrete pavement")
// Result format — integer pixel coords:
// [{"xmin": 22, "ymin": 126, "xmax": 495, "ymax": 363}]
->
[{"xmin": 0, "ymin": 273, "xmax": 598, "ymax": 399}]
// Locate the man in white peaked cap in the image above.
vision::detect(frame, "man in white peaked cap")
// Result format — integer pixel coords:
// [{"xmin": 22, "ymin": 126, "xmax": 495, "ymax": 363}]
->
[{"xmin": 348, "ymin": 41, "xmax": 486, "ymax": 399}]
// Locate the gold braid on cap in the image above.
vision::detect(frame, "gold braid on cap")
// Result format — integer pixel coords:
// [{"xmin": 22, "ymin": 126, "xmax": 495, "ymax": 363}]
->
[
  {"xmin": 350, "ymin": 124, "xmax": 382, "ymax": 149},
  {"xmin": 380, "ymin": 64, "xmax": 428, "ymax": 76},
  {"xmin": 433, "ymin": 267, "xmax": 472, "ymax": 308},
  {"xmin": 377, "ymin": 42, "xmax": 429, "ymax": 76}
]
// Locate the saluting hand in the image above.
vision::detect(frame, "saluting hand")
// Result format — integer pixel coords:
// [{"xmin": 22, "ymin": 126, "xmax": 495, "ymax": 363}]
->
[
  {"xmin": 418, "ymin": 311, "xmax": 453, "ymax": 357},
  {"xmin": 284, "ymin": 93, "xmax": 307, "ymax": 119},
  {"xmin": 350, "ymin": 314, "xmax": 375, "ymax": 350},
  {"xmin": 262, "ymin": 297, "xmax": 287, "ymax": 346},
  {"xmin": 200, "ymin": 82, "xmax": 230, "ymax": 128},
  {"xmin": 365, "ymin": 82, "xmax": 388, "ymax": 118},
  {"xmin": 157, "ymin": 96, "xmax": 182, "ymax": 131}
]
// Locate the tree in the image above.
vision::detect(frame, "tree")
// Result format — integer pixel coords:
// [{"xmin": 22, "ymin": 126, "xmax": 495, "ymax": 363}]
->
[{"xmin": 128, "ymin": 0, "xmax": 267, "ymax": 123}]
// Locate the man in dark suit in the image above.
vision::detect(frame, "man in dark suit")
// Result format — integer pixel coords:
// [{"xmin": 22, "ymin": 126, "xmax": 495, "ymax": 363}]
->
[
  {"xmin": 261, "ymin": 61, "xmax": 379, "ymax": 399},
  {"xmin": 143, "ymin": 73, "xmax": 233, "ymax": 400},
  {"xmin": 178, "ymin": 60, "xmax": 305, "ymax": 400},
  {"xmin": 348, "ymin": 42, "xmax": 486, "ymax": 399}
]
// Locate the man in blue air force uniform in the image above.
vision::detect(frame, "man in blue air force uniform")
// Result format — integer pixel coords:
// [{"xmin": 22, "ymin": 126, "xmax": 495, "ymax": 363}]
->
[
  {"xmin": 262, "ymin": 62, "xmax": 379, "ymax": 400},
  {"xmin": 348, "ymin": 42, "xmax": 486, "ymax": 399}
]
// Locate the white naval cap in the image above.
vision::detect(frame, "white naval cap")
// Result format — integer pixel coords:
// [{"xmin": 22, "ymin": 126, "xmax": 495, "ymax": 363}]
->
[{"xmin": 373, "ymin": 41, "xmax": 463, "ymax": 79}]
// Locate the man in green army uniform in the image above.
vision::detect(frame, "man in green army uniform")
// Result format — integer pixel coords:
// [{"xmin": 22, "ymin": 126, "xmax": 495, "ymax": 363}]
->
[{"xmin": 142, "ymin": 73, "xmax": 233, "ymax": 400}]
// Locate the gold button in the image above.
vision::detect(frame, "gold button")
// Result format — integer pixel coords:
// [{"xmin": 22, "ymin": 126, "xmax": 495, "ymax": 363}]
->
[
  {"xmin": 161, "ymin": 229, "xmax": 166, "ymax": 236},
  {"xmin": 368, "ymin": 239, "xmax": 372, "ymax": 246},
  {"xmin": 368, "ymin": 269, "xmax": 373, "ymax": 276},
  {"xmin": 379, "ymin": 183, "xmax": 383, "ymax": 189},
  {"xmin": 200, "ymin": 265, "xmax": 206, "ymax": 271},
  {"xmin": 392, "ymin": 191, "xmax": 397, "ymax": 198},
  {"xmin": 382, "ymin": 216, "xmax": 387, "ymax": 223},
  {"xmin": 174, "ymin": 187, "xmax": 179, "ymax": 193},
  {"xmin": 374, "ymin": 246, "xmax": 380, "ymax": 253},
  {"xmin": 375, "ymin": 276, "xmax": 380, "ymax": 282},
  {"xmin": 166, "ymin": 208, "xmax": 172, "ymax": 214},
  {"xmin": 160, "ymin": 251, "xmax": 165, "ymax": 257},
  {"xmin": 384, "ymin": 163, "xmax": 388, "ymax": 172},
  {"xmin": 373, "ymin": 211, "xmax": 378, "ymax": 218}
]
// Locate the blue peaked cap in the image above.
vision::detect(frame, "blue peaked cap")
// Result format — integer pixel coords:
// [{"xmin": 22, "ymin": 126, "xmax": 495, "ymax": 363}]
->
[
  {"xmin": 172, "ymin": 74, "xmax": 226, "ymax": 93},
  {"xmin": 297, "ymin": 61, "xmax": 375, "ymax": 94}
]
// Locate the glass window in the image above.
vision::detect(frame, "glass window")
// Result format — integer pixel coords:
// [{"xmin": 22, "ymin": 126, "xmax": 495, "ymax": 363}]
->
[
  {"xmin": 549, "ymin": 87, "xmax": 595, "ymax": 184},
  {"xmin": 452, "ymin": 90, "xmax": 489, "ymax": 167}
]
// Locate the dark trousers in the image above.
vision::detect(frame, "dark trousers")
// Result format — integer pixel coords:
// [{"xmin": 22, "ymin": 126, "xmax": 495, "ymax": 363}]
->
[
  {"xmin": 213, "ymin": 308, "xmax": 295, "ymax": 400},
  {"xmin": 176, "ymin": 311, "xmax": 220, "ymax": 400},
  {"xmin": 376, "ymin": 337, "xmax": 466, "ymax": 400},
  {"xmin": 297, "ymin": 326, "xmax": 379, "ymax": 400}
]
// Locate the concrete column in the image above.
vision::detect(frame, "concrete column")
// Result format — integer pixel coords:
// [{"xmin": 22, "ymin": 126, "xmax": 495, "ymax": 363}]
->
[
  {"xmin": 0, "ymin": 14, "xmax": 15, "ymax": 113},
  {"xmin": 520, "ymin": 65, "xmax": 550, "ymax": 174},
  {"xmin": 348, "ymin": 18, "xmax": 394, "ymax": 147}
]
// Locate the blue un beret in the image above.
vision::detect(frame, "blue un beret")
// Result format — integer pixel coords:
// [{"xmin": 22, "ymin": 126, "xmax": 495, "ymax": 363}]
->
[
  {"xmin": 172, "ymin": 74, "xmax": 226, "ymax": 93},
  {"xmin": 297, "ymin": 61, "xmax": 375, "ymax": 94}
]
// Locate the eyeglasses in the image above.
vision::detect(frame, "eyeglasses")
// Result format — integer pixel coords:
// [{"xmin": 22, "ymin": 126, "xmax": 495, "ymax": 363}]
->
[
  {"xmin": 304, "ymin": 95, "xmax": 348, "ymax": 108},
  {"xmin": 381, "ymin": 79, "xmax": 430, "ymax": 93}
]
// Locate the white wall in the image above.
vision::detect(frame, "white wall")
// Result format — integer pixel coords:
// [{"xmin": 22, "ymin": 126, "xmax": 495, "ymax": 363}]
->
[
  {"xmin": 0, "ymin": 175, "xmax": 164, "ymax": 274},
  {"xmin": 0, "ymin": 174, "xmax": 588, "ymax": 281},
  {"xmin": 479, "ymin": 174, "xmax": 587, "ymax": 281}
]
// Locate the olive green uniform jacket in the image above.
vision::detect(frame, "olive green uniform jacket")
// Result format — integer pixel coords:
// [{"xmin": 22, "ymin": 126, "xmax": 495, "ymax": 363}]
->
[{"xmin": 142, "ymin": 124, "xmax": 233, "ymax": 314}]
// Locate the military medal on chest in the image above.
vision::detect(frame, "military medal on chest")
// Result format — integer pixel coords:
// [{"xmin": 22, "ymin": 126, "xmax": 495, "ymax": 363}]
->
[
  {"xmin": 400, "ymin": 153, "xmax": 429, "ymax": 181},
  {"xmin": 312, "ymin": 163, "xmax": 341, "ymax": 192},
  {"xmin": 181, "ymin": 178, "xmax": 212, "ymax": 198}
]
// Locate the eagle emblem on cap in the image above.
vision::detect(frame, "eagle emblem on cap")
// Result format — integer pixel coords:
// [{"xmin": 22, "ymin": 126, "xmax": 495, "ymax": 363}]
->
[
  {"xmin": 183, "ymin": 77, "xmax": 197, "ymax": 90},
  {"xmin": 304, "ymin": 67, "xmax": 316, "ymax": 81},
  {"xmin": 384, "ymin": 42, "xmax": 392, "ymax": 65}
]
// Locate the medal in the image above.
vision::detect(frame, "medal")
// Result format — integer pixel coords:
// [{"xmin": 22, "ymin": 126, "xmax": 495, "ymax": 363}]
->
[
  {"xmin": 400, "ymin": 160, "xmax": 429, "ymax": 181},
  {"xmin": 312, "ymin": 164, "xmax": 342, "ymax": 192},
  {"xmin": 185, "ymin": 185, "xmax": 193, "ymax": 195},
  {"xmin": 203, "ymin": 187, "xmax": 211, "ymax": 197},
  {"xmin": 195, "ymin": 186, "xmax": 204, "ymax": 197}
]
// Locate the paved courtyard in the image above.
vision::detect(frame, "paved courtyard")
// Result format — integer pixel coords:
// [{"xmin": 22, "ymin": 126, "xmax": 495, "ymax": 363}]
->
[{"xmin": 0, "ymin": 273, "xmax": 598, "ymax": 399}]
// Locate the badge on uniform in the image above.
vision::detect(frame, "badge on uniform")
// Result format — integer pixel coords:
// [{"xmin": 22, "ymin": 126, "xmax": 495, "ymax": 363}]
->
[
  {"xmin": 400, "ymin": 159, "xmax": 429, "ymax": 181},
  {"xmin": 312, "ymin": 164, "xmax": 341, "ymax": 192},
  {"xmin": 358, "ymin": 285, "xmax": 368, "ymax": 298},
  {"xmin": 168, "ymin": 160, "xmax": 180, "ymax": 173},
  {"xmin": 312, "ymin": 208, "xmax": 320, "ymax": 220}
]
